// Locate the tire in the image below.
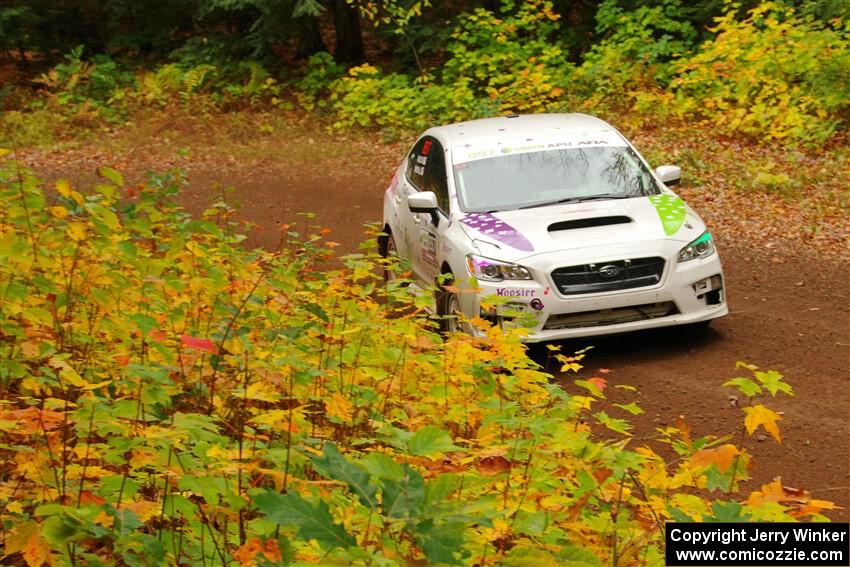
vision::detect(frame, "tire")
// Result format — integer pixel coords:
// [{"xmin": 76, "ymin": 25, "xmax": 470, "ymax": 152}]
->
[
  {"xmin": 436, "ymin": 280, "xmax": 463, "ymax": 335},
  {"xmin": 382, "ymin": 232, "xmax": 400, "ymax": 283}
]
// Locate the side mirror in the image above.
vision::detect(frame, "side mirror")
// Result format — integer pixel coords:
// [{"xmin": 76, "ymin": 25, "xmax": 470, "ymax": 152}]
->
[
  {"xmin": 408, "ymin": 191, "xmax": 440, "ymax": 226},
  {"xmin": 655, "ymin": 165, "xmax": 682, "ymax": 186}
]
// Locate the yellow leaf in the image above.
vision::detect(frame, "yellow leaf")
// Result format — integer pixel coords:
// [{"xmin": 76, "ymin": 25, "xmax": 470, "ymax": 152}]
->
[
  {"xmin": 50, "ymin": 206, "xmax": 69, "ymax": 219},
  {"xmin": 324, "ymin": 392, "xmax": 353, "ymax": 422},
  {"xmin": 743, "ymin": 404, "xmax": 782, "ymax": 442},
  {"xmin": 82, "ymin": 379, "xmax": 113, "ymax": 390},
  {"xmin": 56, "ymin": 179, "xmax": 72, "ymax": 197},
  {"xmin": 67, "ymin": 222, "xmax": 88, "ymax": 241},
  {"xmin": 6, "ymin": 501, "xmax": 24, "ymax": 514},
  {"xmin": 59, "ymin": 367, "xmax": 87, "ymax": 388}
]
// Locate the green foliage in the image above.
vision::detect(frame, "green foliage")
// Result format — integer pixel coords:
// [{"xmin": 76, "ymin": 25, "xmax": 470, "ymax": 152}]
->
[
  {"xmin": 0, "ymin": 110, "xmax": 67, "ymax": 148},
  {"xmin": 295, "ymin": 52, "xmax": 345, "ymax": 111},
  {"xmin": 324, "ymin": 0, "xmax": 572, "ymax": 135},
  {"xmin": 441, "ymin": 0, "xmax": 573, "ymax": 114},
  {"xmin": 31, "ymin": 46, "xmax": 134, "ymax": 122},
  {"xmin": 0, "ymin": 157, "xmax": 834, "ymax": 565},
  {"xmin": 640, "ymin": 2, "xmax": 850, "ymax": 144},
  {"xmin": 328, "ymin": 65, "xmax": 481, "ymax": 136},
  {"xmin": 573, "ymin": 0, "xmax": 697, "ymax": 104}
]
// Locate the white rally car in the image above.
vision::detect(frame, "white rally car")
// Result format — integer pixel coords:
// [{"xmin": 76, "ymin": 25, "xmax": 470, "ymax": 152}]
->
[{"xmin": 380, "ymin": 113, "xmax": 727, "ymax": 340}]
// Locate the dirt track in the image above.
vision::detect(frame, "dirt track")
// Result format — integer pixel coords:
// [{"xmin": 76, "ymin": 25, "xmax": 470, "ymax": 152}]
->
[{"xmin": 18, "ymin": 116, "xmax": 850, "ymax": 518}]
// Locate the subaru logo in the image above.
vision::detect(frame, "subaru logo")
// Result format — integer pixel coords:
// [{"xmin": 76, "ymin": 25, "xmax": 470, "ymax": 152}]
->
[{"xmin": 598, "ymin": 264, "xmax": 621, "ymax": 278}]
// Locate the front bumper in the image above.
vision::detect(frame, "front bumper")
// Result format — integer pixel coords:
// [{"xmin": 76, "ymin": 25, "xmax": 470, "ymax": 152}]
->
[{"xmin": 458, "ymin": 246, "xmax": 728, "ymax": 341}]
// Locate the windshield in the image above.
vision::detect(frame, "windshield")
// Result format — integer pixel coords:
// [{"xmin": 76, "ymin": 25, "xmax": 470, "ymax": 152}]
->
[{"xmin": 453, "ymin": 146, "xmax": 660, "ymax": 212}]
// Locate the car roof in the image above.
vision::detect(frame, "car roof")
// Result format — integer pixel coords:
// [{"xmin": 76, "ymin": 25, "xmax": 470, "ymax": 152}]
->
[{"xmin": 430, "ymin": 113, "xmax": 620, "ymax": 147}]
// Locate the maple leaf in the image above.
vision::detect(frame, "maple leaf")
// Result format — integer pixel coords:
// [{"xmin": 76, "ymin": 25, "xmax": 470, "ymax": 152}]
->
[
  {"xmin": 690, "ymin": 443, "xmax": 739, "ymax": 473},
  {"xmin": 324, "ymin": 392, "xmax": 353, "ymax": 423},
  {"xmin": 476, "ymin": 455, "xmax": 511, "ymax": 476},
  {"xmin": 5, "ymin": 522, "xmax": 52, "ymax": 567},
  {"xmin": 3, "ymin": 407, "xmax": 65, "ymax": 435},
  {"xmin": 181, "ymin": 334, "xmax": 218, "ymax": 354},
  {"xmin": 743, "ymin": 404, "xmax": 782, "ymax": 442},
  {"xmin": 747, "ymin": 479, "xmax": 814, "ymax": 508}
]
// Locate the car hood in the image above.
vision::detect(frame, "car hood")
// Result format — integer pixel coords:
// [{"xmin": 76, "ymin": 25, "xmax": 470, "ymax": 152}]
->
[{"xmin": 456, "ymin": 195, "xmax": 706, "ymax": 262}]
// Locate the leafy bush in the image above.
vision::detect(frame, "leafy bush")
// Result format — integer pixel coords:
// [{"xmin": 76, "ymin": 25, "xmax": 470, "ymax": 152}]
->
[
  {"xmin": 328, "ymin": 64, "xmax": 484, "ymax": 136},
  {"xmin": 441, "ymin": 0, "xmax": 573, "ymax": 114},
  {"xmin": 32, "ymin": 46, "xmax": 134, "ymax": 121},
  {"xmin": 572, "ymin": 0, "xmax": 697, "ymax": 105},
  {"xmin": 640, "ymin": 2, "xmax": 850, "ymax": 144},
  {"xmin": 0, "ymin": 110, "xmax": 67, "ymax": 148},
  {"xmin": 0, "ymin": 156, "xmax": 834, "ymax": 565},
  {"xmin": 295, "ymin": 52, "xmax": 345, "ymax": 111},
  {"xmin": 322, "ymin": 0, "xmax": 571, "ymax": 135}
]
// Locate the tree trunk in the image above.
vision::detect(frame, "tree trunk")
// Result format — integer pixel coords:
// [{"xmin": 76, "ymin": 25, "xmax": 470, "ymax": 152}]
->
[
  {"xmin": 332, "ymin": 0, "xmax": 365, "ymax": 66},
  {"xmin": 296, "ymin": 16, "xmax": 326, "ymax": 59}
]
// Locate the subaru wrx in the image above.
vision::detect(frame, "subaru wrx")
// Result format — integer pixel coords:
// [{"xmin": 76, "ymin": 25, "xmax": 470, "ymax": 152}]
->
[{"xmin": 380, "ymin": 113, "xmax": 727, "ymax": 340}]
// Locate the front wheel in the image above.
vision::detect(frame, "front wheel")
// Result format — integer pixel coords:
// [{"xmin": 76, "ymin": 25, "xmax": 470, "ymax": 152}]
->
[
  {"xmin": 436, "ymin": 282, "xmax": 463, "ymax": 334},
  {"xmin": 382, "ymin": 232, "xmax": 401, "ymax": 282}
]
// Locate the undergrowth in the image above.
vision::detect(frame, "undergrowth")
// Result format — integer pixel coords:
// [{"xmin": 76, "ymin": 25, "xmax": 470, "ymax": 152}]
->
[{"xmin": 0, "ymin": 155, "xmax": 836, "ymax": 566}]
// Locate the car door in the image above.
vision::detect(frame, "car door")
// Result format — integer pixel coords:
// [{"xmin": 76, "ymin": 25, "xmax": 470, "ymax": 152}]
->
[
  {"xmin": 411, "ymin": 137, "xmax": 450, "ymax": 283},
  {"xmin": 392, "ymin": 137, "xmax": 428, "ymax": 268}
]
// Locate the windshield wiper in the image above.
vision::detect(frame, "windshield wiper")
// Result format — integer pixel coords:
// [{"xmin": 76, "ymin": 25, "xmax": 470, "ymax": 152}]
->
[
  {"xmin": 518, "ymin": 193, "xmax": 630, "ymax": 210},
  {"xmin": 573, "ymin": 193, "xmax": 632, "ymax": 202}
]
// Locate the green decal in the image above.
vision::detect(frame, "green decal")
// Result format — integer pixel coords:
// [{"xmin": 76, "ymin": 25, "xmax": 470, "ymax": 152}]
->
[{"xmin": 648, "ymin": 194, "xmax": 686, "ymax": 236}]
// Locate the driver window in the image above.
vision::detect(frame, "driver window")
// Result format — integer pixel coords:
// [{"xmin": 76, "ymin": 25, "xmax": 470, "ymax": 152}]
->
[
  {"xmin": 423, "ymin": 140, "xmax": 449, "ymax": 212},
  {"xmin": 406, "ymin": 137, "xmax": 428, "ymax": 189}
]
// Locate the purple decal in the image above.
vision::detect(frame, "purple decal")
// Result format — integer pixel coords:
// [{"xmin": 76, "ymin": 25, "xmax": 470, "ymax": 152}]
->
[
  {"xmin": 530, "ymin": 298, "xmax": 544, "ymax": 311},
  {"xmin": 461, "ymin": 213, "xmax": 534, "ymax": 252}
]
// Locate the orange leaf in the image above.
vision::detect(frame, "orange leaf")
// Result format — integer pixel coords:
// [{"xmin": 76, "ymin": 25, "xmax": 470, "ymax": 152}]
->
[
  {"xmin": 5, "ymin": 522, "xmax": 52, "ymax": 567},
  {"xmin": 690, "ymin": 443, "xmax": 739, "ymax": 472},
  {"xmin": 588, "ymin": 377, "xmax": 607, "ymax": 391},
  {"xmin": 748, "ymin": 479, "xmax": 808, "ymax": 508},
  {"xmin": 79, "ymin": 490, "xmax": 106, "ymax": 505},
  {"xmin": 476, "ymin": 456, "xmax": 511, "ymax": 476},
  {"xmin": 3, "ymin": 407, "xmax": 65, "ymax": 435}
]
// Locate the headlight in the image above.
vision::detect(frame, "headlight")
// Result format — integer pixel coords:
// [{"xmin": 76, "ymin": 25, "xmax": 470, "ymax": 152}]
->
[
  {"xmin": 678, "ymin": 232, "xmax": 716, "ymax": 262},
  {"xmin": 466, "ymin": 254, "xmax": 532, "ymax": 281}
]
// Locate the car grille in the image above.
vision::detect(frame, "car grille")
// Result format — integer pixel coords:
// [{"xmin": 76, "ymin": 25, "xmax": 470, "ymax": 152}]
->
[
  {"xmin": 542, "ymin": 301, "xmax": 677, "ymax": 330},
  {"xmin": 551, "ymin": 257, "xmax": 665, "ymax": 295}
]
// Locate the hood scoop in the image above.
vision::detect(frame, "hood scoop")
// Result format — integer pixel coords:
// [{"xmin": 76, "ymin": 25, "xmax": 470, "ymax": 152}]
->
[{"xmin": 548, "ymin": 216, "xmax": 632, "ymax": 232}]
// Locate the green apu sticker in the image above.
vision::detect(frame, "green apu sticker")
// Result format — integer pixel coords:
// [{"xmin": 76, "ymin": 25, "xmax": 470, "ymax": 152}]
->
[{"xmin": 648, "ymin": 194, "xmax": 686, "ymax": 236}]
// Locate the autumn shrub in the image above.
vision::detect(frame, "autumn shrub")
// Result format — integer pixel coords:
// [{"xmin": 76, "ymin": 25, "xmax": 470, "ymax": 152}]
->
[
  {"xmin": 323, "ymin": 0, "xmax": 571, "ymax": 137},
  {"xmin": 294, "ymin": 52, "xmax": 345, "ymax": 111},
  {"xmin": 328, "ymin": 64, "xmax": 485, "ymax": 136},
  {"xmin": 0, "ymin": 154, "xmax": 836, "ymax": 565},
  {"xmin": 637, "ymin": 2, "xmax": 850, "ymax": 144},
  {"xmin": 571, "ymin": 0, "xmax": 697, "ymax": 109},
  {"xmin": 440, "ymin": 0, "xmax": 573, "ymax": 114}
]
